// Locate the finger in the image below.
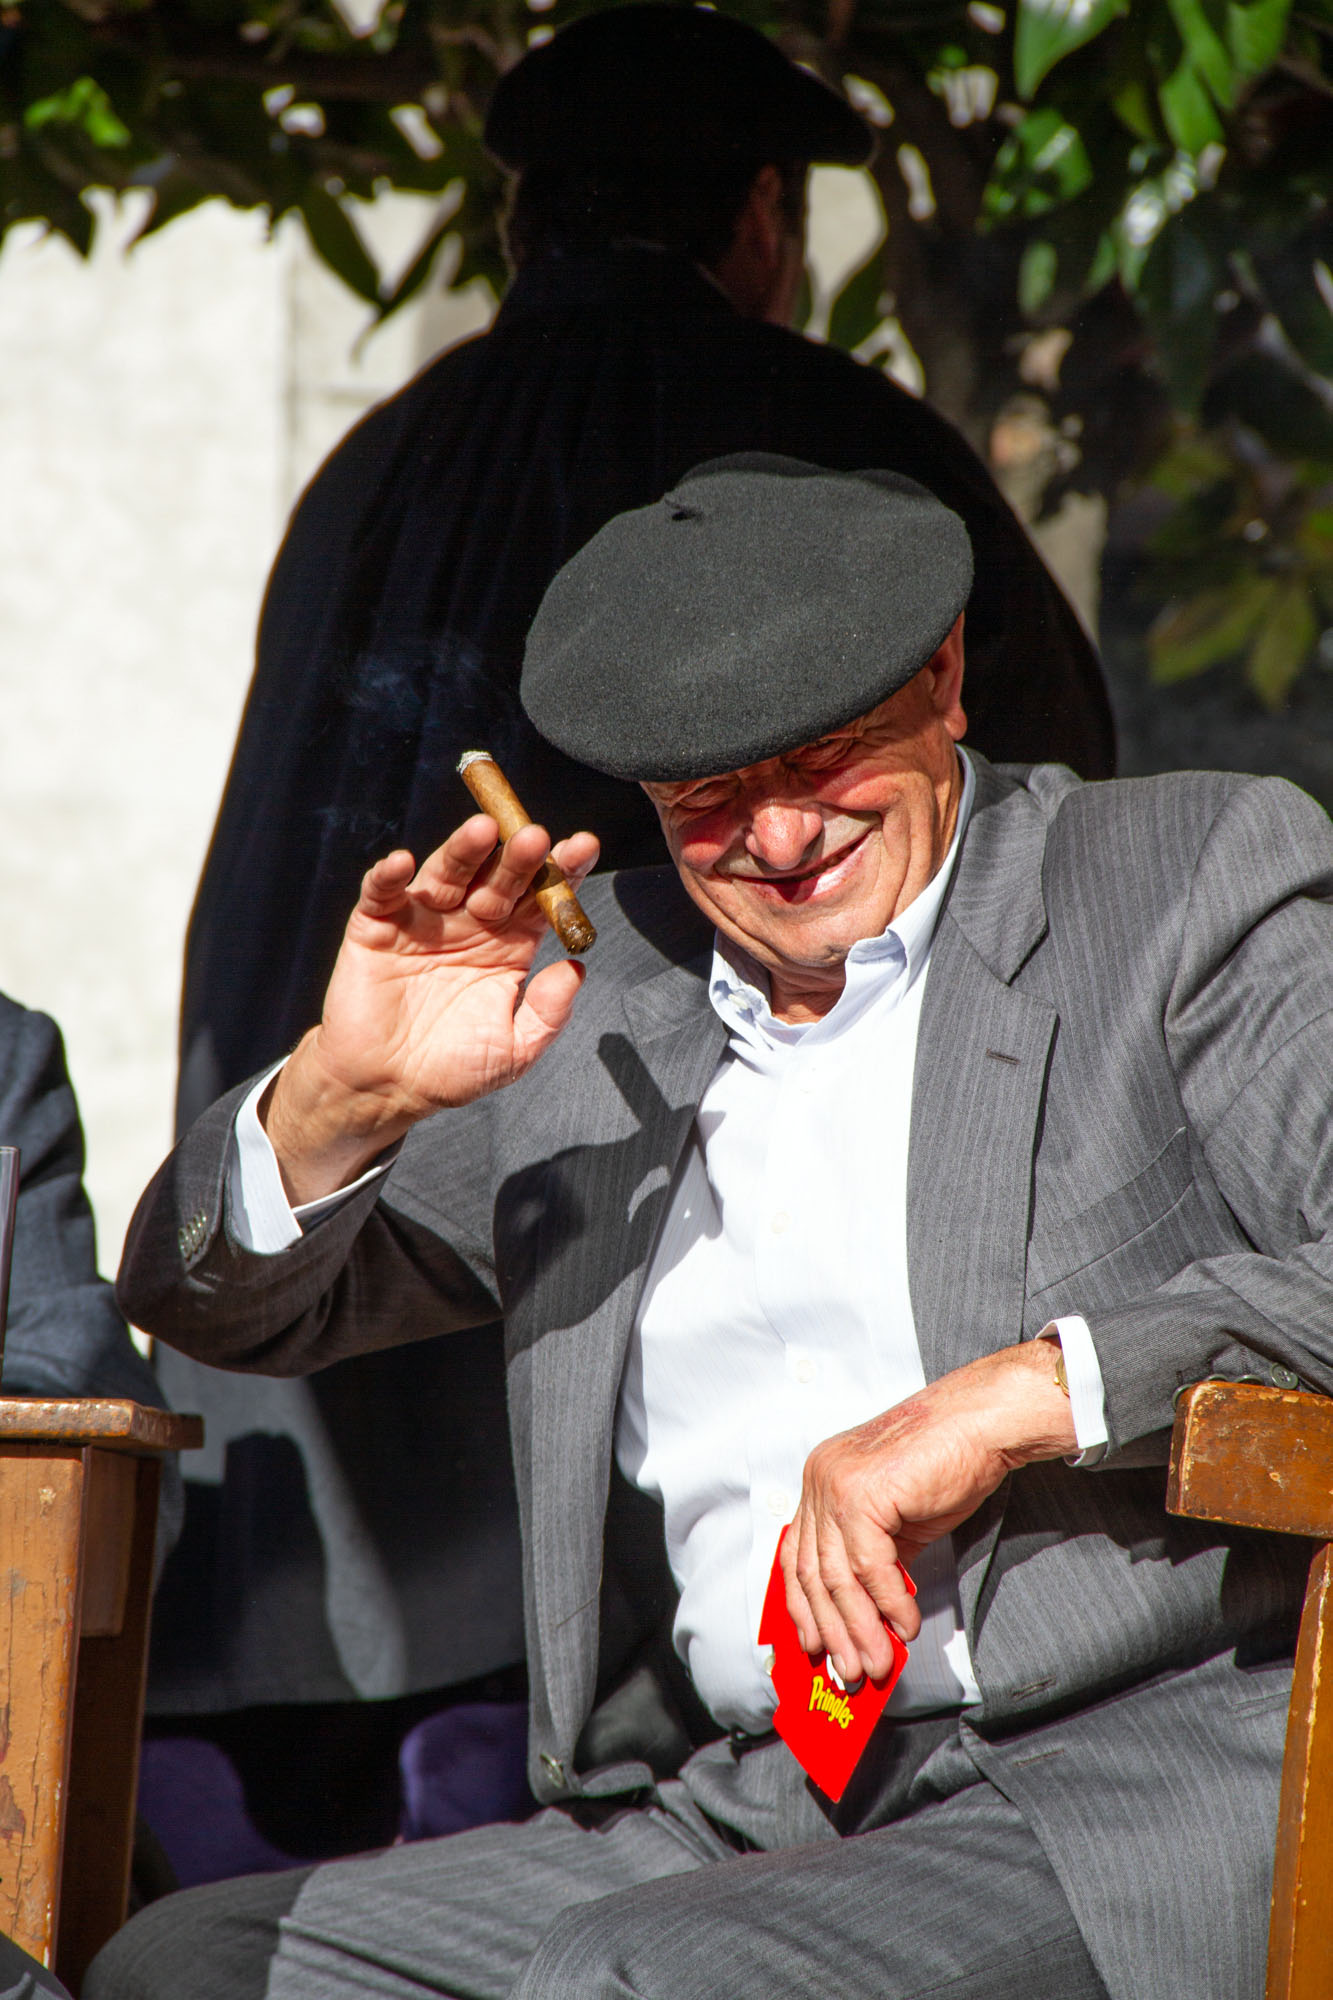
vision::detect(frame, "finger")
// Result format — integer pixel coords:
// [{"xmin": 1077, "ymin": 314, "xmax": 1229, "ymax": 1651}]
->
[
  {"xmin": 807, "ymin": 1510, "xmax": 897, "ymax": 1682},
  {"xmin": 409, "ymin": 818, "xmax": 507, "ymax": 910},
  {"xmin": 822, "ymin": 1520, "xmax": 917, "ymax": 1678},
  {"xmin": 841, "ymin": 1514, "xmax": 923, "ymax": 1652},
  {"xmin": 509, "ymin": 961, "xmax": 587, "ymax": 1072},
  {"xmin": 414, "ymin": 821, "xmax": 550, "ymax": 923},
  {"xmin": 549, "ymin": 831, "xmax": 601, "ymax": 885},
  {"xmin": 466, "ymin": 823, "xmax": 556, "ymax": 925},
  {"xmin": 779, "ymin": 1515, "xmax": 822, "ymax": 1656},
  {"xmin": 346, "ymin": 851, "xmax": 419, "ymax": 944},
  {"xmin": 790, "ymin": 1513, "xmax": 862, "ymax": 1687}
]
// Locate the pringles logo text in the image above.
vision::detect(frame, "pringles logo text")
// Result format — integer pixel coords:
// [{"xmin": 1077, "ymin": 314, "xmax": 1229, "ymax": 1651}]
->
[{"xmin": 807, "ymin": 1674, "xmax": 853, "ymax": 1729}]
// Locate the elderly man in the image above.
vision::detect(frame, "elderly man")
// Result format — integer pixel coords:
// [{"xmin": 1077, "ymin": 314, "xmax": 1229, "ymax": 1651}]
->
[
  {"xmin": 163, "ymin": 11, "xmax": 1112, "ymax": 1829},
  {"xmin": 96, "ymin": 459, "xmax": 1324, "ymax": 2000}
]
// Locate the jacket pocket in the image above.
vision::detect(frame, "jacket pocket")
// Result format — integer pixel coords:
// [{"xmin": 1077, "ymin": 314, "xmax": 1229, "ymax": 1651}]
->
[{"xmin": 1027, "ymin": 1125, "xmax": 1200, "ymax": 1299}]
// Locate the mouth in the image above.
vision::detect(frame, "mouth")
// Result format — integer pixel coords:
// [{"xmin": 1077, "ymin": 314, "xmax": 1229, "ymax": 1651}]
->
[{"xmin": 730, "ymin": 832, "xmax": 870, "ymax": 905}]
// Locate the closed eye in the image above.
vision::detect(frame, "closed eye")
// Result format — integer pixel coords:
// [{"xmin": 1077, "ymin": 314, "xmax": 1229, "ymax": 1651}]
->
[{"xmin": 649, "ymin": 779, "xmax": 735, "ymax": 814}]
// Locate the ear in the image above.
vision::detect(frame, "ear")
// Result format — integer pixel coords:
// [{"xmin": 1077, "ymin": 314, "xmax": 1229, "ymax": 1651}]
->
[
  {"xmin": 927, "ymin": 615, "xmax": 967, "ymax": 742},
  {"xmin": 709, "ymin": 166, "xmax": 802, "ymax": 323},
  {"xmin": 739, "ymin": 164, "xmax": 788, "ymax": 269}
]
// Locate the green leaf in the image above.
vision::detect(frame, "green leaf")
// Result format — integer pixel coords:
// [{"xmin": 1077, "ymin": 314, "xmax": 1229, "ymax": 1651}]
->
[
  {"xmin": 1247, "ymin": 578, "xmax": 1316, "ymax": 706},
  {"xmin": 828, "ymin": 246, "xmax": 887, "ymax": 353},
  {"xmin": 1158, "ymin": 58, "xmax": 1225, "ymax": 150},
  {"xmin": 1111, "ymin": 76, "xmax": 1159, "ymax": 142},
  {"xmin": 25, "ymin": 75, "xmax": 130, "ymax": 149},
  {"xmin": 1149, "ymin": 431, "xmax": 1235, "ymax": 497},
  {"xmin": 1013, "ymin": 0, "xmax": 1129, "ymax": 99},
  {"xmin": 367, "ymin": 195, "xmax": 461, "ymax": 330},
  {"xmin": 1019, "ymin": 237, "xmax": 1059, "ymax": 313},
  {"xmin": 1251, "ymin": 249, "xmax": 1333, "ymax": 378},
  {"xmin": 1208, "ymin": 351, "xmax": 1333, "ymax": 461},
  {"xmin": 984, "ymin": 106, "xmax": 1094, "ymax": 222},
  {"xmin": 1226, "ymin": 0, "xmax": 1293, "ymax": 74},
  {"xmin": 130, "ymin": 169, "xmax": 212, "ymax": 242},
  {"xmin": 298, "ymin": 182, "xmax": 381, "ymax": 305},
  {"xmin": 1164, "ymin": 0, "xmax": 1236, "ymax": 106},
  {"xmin": 1298, "ymin": 506, "xmax": 1333, "ymax": 562},
  {"xmin": 1149, "ymin": 574, "xmax": 1277, "ymax": 681},
  {"xmin": 1137, "ymin": 214, "xmax": 1225, "ymax": 409}
]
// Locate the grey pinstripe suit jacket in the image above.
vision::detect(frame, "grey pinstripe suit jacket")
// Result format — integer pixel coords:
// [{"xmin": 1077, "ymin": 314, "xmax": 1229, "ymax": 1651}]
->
[{"xmin": 120, "ymin": 755, "xmax": 1333, "ymax": 1999}]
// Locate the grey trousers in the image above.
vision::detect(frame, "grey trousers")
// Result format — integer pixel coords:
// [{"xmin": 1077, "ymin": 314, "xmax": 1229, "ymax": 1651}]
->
[{"xmin": 86, "ymin": 1726, "xmax": 1110, "ymax": 2000}]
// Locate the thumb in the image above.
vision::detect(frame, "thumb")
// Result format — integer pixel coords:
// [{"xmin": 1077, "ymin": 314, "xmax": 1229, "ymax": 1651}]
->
[{"xmin": 508, "ymin": 961, "xmax": 586, "ymax": 1073}]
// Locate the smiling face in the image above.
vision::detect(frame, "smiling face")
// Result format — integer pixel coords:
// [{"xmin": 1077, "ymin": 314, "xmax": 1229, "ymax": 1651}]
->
[{"xmin": 642, "ymin": 620, "xmax": 967, "ymax": 1024}]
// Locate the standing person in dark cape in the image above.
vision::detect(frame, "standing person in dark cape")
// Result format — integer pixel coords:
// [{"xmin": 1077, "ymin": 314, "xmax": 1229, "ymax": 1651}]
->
[{"xmin": 150, "ymin": 4, "xmax": 1114, "ymax": 1864}]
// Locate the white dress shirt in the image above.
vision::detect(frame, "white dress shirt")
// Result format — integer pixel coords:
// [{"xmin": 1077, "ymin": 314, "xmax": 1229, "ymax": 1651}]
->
[
  {"xmin": 616, "ymin": 753, "xmax": 982, "ymax": 1730},
  {"xmin": 229, "ymin": 750, "xmax": 1108, "ymax": 1734}
]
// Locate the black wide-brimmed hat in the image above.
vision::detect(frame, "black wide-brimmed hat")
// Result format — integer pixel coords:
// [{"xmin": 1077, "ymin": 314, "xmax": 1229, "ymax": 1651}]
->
[
  {"xmin": 484, "ymin": 5, "xmax": 871, "ymax": 172},
  {"xmin": 521, "ymin": 454, "xmax": 974, "ymax": 782}
]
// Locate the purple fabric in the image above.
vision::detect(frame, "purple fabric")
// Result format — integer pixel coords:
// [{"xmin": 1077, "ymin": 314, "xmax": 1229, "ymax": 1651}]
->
[
  {"xmin": 137, "ymin": 1737, "xmax": 312, "ymax": 1887},
  {"xmin": 398, "ymin": 1700, "xmax": 534, "ymax": 1842},
  {"xmin": 138, "ymin": 1703, "xmax": 534, "ymax": 1889}
]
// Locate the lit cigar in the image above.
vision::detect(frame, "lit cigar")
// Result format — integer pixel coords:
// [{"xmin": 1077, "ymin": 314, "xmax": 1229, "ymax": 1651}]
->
[{"xmin": 457, "ymin": 751, "xmax": 597, "ymax": 955}]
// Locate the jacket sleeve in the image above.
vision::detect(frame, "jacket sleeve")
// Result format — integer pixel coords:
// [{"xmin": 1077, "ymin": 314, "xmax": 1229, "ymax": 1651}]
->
[
  {"xmin": 0, "ymin": 996, "xmax": 166, "ymax": 1409},
  {"xmin": 117, "ymin": 1077, "xmax": 503, "ymax": 1377},
  {"xmin": 1078, "ymin": 777, "xmax": 1333, "ymax": 1455}
]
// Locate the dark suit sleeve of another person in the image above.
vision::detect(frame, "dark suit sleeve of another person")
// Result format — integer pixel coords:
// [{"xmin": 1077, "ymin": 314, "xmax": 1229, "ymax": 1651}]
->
[{"xmin": 0, "ymin": 992, "xmax": 169, "ymax": 1409}]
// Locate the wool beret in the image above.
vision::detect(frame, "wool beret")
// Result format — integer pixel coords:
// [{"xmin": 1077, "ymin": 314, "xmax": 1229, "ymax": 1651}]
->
[
  {"xmin": 484, "ymin": 5, "xmax": 871, "ymax": 172},
  {"xmin": 521, "ymin": 454, "xmax": 974, "ymax": 782}
]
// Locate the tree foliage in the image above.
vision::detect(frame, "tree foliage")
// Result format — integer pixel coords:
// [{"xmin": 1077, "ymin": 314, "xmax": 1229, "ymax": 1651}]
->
[{"xmin": 5, "ymin": 0, "xmax": 1333, "ymax": 702}]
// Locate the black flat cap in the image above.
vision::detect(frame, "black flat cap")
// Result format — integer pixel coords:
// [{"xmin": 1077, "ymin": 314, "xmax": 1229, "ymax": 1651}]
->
[
  {"xmin": 521, "ymin": 454, "xmax": 974, "ymax": 782},
  {"xmin": 485, "ymin": 4, "xmax": 871, "ymax": 172}
]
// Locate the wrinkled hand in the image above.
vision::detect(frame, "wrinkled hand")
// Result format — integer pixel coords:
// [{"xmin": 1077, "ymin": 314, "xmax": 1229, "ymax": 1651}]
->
[
  {"xmin": 780, "ymin": 1342, "xmax": 1077, "ymax": 1685},
  {"xmin": 265, "ymin": 816, "xmax": 598, "ymax": 1201}
]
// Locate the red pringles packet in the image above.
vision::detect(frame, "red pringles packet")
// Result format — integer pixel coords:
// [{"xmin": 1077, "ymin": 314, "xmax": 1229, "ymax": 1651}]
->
[{"xmin": 757, "ymin": 1525, "xmax": 914, "ymax": 1802}]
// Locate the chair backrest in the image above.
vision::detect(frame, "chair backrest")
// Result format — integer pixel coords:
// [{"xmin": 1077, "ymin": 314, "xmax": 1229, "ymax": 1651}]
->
[{"xmin": 1168, "ymin": 1381, "xmax": 1333, "ymax": 2000}]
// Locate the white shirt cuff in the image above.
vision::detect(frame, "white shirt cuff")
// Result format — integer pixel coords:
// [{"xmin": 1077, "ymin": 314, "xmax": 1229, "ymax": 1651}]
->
[
  {"xmin": 226, "ymin": 1063, "xmax": 397, "ymax": 1254},
  {"xmin": 1045, "ymin": 1314, "xmax": 1110, "ymax": 1467}
]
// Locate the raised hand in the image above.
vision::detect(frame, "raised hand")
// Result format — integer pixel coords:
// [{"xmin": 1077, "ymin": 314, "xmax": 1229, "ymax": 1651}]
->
[
  {"xmin": 779, "ymin": 1340, "xmax": 1077, "ymax": 1686},
  {"xmin": 263, "ymin": 815, "xmax": 599, "ymax": 1202}
]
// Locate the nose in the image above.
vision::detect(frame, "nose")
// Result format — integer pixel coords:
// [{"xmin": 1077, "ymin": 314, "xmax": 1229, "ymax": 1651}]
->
[{"xmin": 745, "ymin": 802, "xmax": 825, "ymax": 873}]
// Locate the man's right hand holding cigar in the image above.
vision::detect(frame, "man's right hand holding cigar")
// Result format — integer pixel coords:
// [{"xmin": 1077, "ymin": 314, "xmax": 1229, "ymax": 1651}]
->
[{"xmin": 262, "ymin": 814, "xmax": 600, "ymax": 1208}]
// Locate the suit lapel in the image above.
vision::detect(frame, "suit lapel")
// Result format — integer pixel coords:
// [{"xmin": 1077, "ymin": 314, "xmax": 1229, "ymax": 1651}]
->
[
  {"xmin": 525, "ymin": 952, "xmax": 725, "ymax": 1754},
  {"xmin": 907, "ymin": 759, "xmax": 1058, "ymax": 1627}
]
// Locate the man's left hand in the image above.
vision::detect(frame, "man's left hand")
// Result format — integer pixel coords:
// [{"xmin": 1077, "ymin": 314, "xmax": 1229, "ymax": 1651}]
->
[{"xmin": 780, "ymin": 1339, "xmax": 1078, "ymax": 1685}]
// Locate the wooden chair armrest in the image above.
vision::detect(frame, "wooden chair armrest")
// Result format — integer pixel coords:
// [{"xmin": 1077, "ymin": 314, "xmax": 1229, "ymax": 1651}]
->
[
  {"xmin": 0, "ymin": 1396, "xmax": 202, "ymax": 1454},
  {"xmin": 1167, "ymin": 1381, "xmax": 1333, "ymax": 1541}
]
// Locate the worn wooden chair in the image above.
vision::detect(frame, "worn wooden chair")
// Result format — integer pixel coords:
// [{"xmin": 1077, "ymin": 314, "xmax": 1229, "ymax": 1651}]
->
[
  {"xmin": 0, "ymin": 1396, "xmax": 203, "ymax": 1994},
  {"xmin": 1168, "ymin": 1380, "xmax": 1333, "ymax": 2000}
]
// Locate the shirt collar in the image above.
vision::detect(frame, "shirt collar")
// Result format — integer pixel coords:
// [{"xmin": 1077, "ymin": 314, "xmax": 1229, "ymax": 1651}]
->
[{"xmin": 707, "ymin": 749, "xmax": 976, "ymax": 1049}]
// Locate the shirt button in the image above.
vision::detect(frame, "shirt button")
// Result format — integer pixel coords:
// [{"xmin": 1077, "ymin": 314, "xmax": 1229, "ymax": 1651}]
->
[
  {"xmin": 794, "ymin": 1357, "xmax": 816, "ymax": 1384},
  {"xmin": 1271, "ymin": 1365, "xmax": 1299, "ymax": 1389},
  {"xmin": 766, "ymin": 1488, "xmax": 790, "ymax": 1519},
  {"xmin": 770, "ymin": 1210, "xmax": 790, "ymax": 1234},
  {"xmin": 764, "ymin": 1648, "xmax": 776, "ymax": 1676},
  {"xmin": 539, "ymin": 1753, "xmax": 565, "ymax": 1786}
]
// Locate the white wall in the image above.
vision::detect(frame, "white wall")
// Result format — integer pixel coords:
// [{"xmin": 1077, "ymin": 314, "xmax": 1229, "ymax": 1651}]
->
[{"xmin": 0, "ymin": 190, "xmax": 489, "ymax": 1270}]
